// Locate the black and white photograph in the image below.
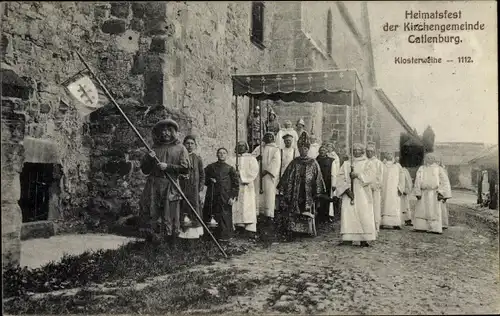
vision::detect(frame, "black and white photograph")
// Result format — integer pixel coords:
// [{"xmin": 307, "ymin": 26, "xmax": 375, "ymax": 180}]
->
[{"xmin": 1, "ymin": 1, "xmax": 498, "ymax": 315}]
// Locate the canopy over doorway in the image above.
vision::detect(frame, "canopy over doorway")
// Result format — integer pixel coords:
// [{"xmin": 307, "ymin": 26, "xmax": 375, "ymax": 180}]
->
[
  {"xmin": 231, "ymin": 69, "xmax": 363, "ymax": 105},
  {"xmin": 230, "ymin": 69, "xmax": 364, "ymax": 171}
]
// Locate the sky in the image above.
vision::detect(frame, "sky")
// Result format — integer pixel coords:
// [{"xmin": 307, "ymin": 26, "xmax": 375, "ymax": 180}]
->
[{"xmin": 367, "ymin": 1, "xmax": 497, "ymax": 144}]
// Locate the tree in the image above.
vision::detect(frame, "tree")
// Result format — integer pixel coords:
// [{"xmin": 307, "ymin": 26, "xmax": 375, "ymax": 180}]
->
[{"xmin": 422, "ymin": 125, "xmax": 435, "ymax": 153}]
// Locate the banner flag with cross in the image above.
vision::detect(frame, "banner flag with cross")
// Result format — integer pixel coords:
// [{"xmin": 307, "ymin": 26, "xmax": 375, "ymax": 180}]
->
[{"xmin": 62, "ymin": 70, "xmax": 110, "ymax": 116}]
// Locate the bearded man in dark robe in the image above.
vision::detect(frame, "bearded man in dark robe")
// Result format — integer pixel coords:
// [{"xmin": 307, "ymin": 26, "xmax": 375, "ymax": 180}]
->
[
  {"xmin": 140, "ymin": 119, "xmax": 190, "ymax": 243},
  {"xmin": 276, "ymin": 133, "xmax": 326, "ymax": 240}
]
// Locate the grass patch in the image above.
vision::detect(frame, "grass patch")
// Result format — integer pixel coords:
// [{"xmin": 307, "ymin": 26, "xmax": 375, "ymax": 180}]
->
[
  {"xmin": 3, "ymin": 239, "xmax": 249, "ymax": 298},
  {"xmin": 4, "ymin": 269, "xmax": 270, "ymax": 314}
]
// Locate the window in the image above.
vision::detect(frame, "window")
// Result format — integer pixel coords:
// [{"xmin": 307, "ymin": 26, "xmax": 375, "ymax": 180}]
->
[
  {"xmin": 251, "ymin": 1, "xmax": 265, "ymax": 49},
  {"xmin": 326, "ymin": 9, "xmax": 333, "ymax": 56}
]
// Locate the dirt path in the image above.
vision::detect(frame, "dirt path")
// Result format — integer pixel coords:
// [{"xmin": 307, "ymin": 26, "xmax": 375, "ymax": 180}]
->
[{"xmin": 187, "ymin": 205, "xmax": 499, "ymax": 315}]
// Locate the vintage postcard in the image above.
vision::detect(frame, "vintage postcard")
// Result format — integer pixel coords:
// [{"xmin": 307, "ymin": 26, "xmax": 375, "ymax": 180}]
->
[{"xmin": 1, "ymin": 1, "xmax": 498, "ymax": 315}]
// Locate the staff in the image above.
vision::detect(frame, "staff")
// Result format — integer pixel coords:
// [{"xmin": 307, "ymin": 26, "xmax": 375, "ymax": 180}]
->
[
  {"xmin": 259, "ymin": 101, "xmax": 264, "ymax": 194},
  {"xmin": 350, "ymin": 91, "xmax": 355, "ymax": 205},
  {"xmin": 75, "ymin": 52, "xmax": 228, "ymax": 258}
]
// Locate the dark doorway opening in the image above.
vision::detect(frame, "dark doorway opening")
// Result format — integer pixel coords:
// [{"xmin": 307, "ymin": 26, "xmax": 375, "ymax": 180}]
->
[{"xmin": 19, "ymin": 163, "xmax": 54, "ymax": 223}]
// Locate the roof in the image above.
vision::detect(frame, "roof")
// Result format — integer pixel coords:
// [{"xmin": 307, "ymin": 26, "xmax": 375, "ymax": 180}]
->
[
  {"xmin": 469, "ymin": 145, "xmax": 498, "ymax": 169},
  {"xmin": 373, "ymin": 88, "xmax": 417, "ymax": 138},
  {"xmin": 231, "ymin": 69, "xmax": 363, "ymax": 105},
  {"xmin": 434, "ymin": 142, "xmax": 488, "ymax": 165}
]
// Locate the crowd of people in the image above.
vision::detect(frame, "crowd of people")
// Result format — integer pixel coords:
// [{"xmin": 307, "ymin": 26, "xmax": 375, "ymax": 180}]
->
[{"xmin": 138, "ymin": 116, "xmax": 453, "ymax": 246}]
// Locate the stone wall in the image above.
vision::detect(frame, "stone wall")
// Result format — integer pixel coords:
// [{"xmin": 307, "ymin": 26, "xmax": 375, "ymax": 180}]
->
[
  {"xmin": 1, "ymin": 1, "xmax": 156, "ymax": 221},
  {"xmin": 1, "ymin": 98, "xmax": 26, "ymax": 265},
  {"xmin": 84, "ymin": 1, "xmax": 276, "ymax": 225}
]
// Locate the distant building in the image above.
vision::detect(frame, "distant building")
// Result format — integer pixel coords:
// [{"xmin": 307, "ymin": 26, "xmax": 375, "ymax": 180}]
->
[
  {"xmin": 434, "ymin": 142, "xmax": 488, "ymax": 190},
  {"xmin": 468, "ymin": 145, "xmax": 498, "ymax": 209}
]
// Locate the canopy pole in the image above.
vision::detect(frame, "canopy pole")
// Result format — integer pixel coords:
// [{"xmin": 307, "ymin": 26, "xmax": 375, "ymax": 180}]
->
[
  {"xmin": 235, "ymin": 95, "xmax": 239, "ymax": 171},
  {"xmin": 233, "ymin": 68, "xmax": 239, "ymax": 172},
  {"xmin": 259, "ymin": 99, "xmax": 264, "ymax": 194},
  {"xmin": 350, "ymin": 90, "xmax": 355, "ymax": 205}
]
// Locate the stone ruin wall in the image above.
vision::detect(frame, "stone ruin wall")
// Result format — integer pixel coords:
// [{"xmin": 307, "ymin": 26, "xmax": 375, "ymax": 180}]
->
[{"xmin": 1, "ymin": 1, "xmax": 277, "ymax": 241}]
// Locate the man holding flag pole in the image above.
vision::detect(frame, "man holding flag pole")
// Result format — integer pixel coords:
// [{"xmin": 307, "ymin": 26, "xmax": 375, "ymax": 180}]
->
[{"xmin": 62, "ymin": 52, "xmax": 228, "ymax": 258}]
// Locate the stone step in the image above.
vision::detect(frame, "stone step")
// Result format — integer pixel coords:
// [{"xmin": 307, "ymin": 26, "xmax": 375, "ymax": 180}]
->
[{"xmin": 21, "ymin": 220, "xmax": 55, "ymax": 241}]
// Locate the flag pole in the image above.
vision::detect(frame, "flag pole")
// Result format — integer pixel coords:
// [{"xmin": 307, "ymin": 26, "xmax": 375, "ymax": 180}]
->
[
  {"xmin": 74, "ymin": 52, "xmax": 228, "ymax": 258},
  {"xmin": 350, "ymin": 90, "xmax": 355, "ymax": 205}
]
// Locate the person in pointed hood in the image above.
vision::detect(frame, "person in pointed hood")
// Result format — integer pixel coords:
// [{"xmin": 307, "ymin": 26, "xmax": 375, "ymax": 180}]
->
[
  {"xmin": 266, "ymin": 108, "xmax": 281, "ymax": 136},
  {"xmin": 296, "ymin": 118, "xmax": 309, "ymax": 142},
  {"xmin": 140, "ymin": 118, "xmax": 190, "ymax": 243}
]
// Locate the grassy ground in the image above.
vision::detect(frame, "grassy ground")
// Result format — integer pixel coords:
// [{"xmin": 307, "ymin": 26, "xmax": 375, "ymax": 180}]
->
[
  {"xmin": 3, "ymin": 238, "xmax": 249, "ymax": 298},
  {"xmin": 4, "ymin": 268, "xmax": 270, "ymax": 314}
]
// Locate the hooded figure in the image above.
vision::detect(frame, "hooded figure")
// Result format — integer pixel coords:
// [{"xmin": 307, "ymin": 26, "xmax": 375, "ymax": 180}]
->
[{"xmin": 140, "ymin": 119, "xmax": 190, "ymax": 243}]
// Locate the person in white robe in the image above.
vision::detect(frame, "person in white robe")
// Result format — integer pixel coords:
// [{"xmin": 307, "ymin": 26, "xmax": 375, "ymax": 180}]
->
[
  {"xmin": 252, "ymin": 132, "xmax": 281, "ymax": 219},
  {"xmin": 380, "ymin": 153, "xmax": 405, "ymax": 229},
  {"xmin": 325, "ymin": 142, "xmax": 341, "ymax": 220},
  {"xmin": 307, "ymin": 134, "xmax": 321, "ymax": 159},
  {"xmin": 413, "ymin": 153, "xmax": 451, "ymax": 234},
  {"xmin": 335, "ymin": 143, "xmax": 377, "ymax": 247},
  {"xmin": 276, "ymin": 120, "xmax": 299, "ymax": 149},
  {"xmin": 232, "ymin": 141, "xmax": 260, "ymax": 239},
  {"xmin": 365, "ymin": 142, "xmax": 384, "ymax": 233},
  {"xmin": 400, "ymin": 166, "xmax": 414, "ymax": 226},
  {"xmin": 276, "ymin": 133, "xmax": 299, "ymax": 211},
  {"xmin": 438, "ymin": 160, "xmax": 452, "ymax": 229},
  {"xmin": 279, "ymin": 134, "xmax": 299, "ymax": 177},
  {"xmin": 394, "ymin": 156, "xmax": 413, "ymax": 226}
]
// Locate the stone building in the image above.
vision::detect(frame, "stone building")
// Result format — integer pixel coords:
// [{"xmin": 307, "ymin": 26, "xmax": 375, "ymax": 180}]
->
[
  {"xmin": 1, "ymin": 1, "xmax": 415, "ymax": 265},
  {"xmin": 434, "ymin": 142, "xmax": 487, "ymax": 190}
]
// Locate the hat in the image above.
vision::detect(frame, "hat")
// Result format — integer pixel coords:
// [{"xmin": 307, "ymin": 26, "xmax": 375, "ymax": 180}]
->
[
  {"xmin": 282, "ymin": 133, "xmax": 294, "ymax": 140},
  {"xmin": 352, "ymin": 143, "xmax": 366, "ymax": 151},
  {"xmin": 297, "ymin": 131, "xmax": 311, "ymax": 149},
  {"xmin": 366, "ymin": 142, "xmax": 376, "ymax": 150},
  {"xmin": 296, "ymin": 118, "xmax": 305, "ymax": 126},
  {"xmin": 268, "ymin": 108, "xmax": 276, "ymax": 116},
  {"xmin": 153, "ymin": 119, "xmax": 179, "ymax": 132}
]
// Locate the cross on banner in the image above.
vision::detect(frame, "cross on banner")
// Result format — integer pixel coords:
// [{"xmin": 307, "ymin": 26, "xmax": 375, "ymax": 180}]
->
[{"xmin": 63, "ymin": 72, "xmax": 110, "ymax": 116}]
